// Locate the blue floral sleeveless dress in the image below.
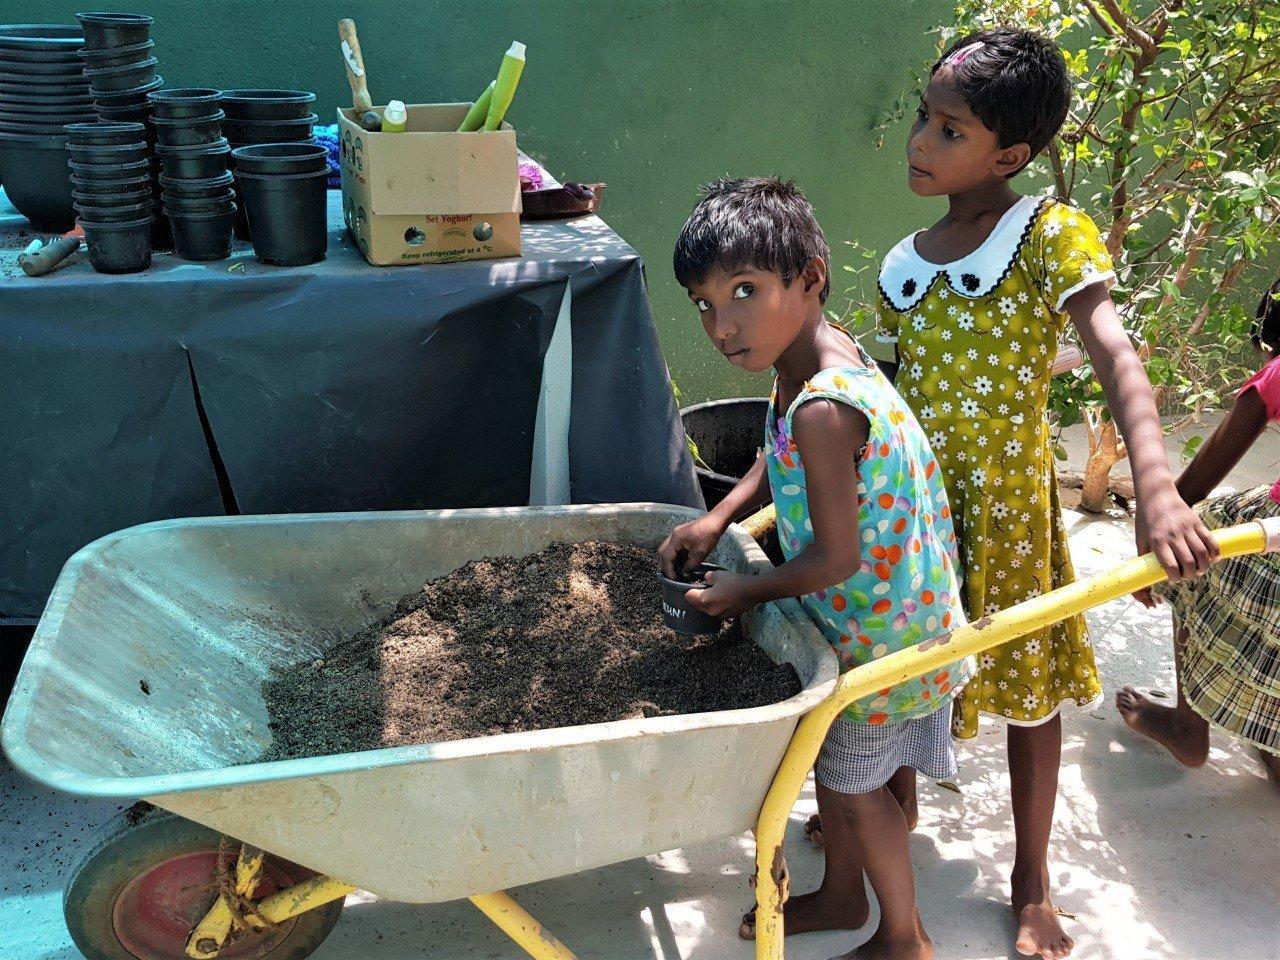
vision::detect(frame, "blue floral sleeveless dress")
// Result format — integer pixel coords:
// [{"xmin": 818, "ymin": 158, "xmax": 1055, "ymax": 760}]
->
[{"xmin": 765, "ymin": 341, "xmax": 972, "ymax": 793}]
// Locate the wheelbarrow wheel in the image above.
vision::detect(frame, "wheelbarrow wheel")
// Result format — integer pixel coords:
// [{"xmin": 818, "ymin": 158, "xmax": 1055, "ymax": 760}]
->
[{"xmin": 65, "ymin": 804, "xmax": 344, "ymax": 960}]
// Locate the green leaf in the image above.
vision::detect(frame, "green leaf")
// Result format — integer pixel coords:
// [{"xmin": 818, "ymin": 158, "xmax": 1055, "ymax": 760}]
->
[
  {"xmin": 1055, "ymin": 444, "xmax": 1069, "ymax": 462},
  {"xmin": 1223, "ymin": 170, "xmax": 1256, "ymax": 188}
]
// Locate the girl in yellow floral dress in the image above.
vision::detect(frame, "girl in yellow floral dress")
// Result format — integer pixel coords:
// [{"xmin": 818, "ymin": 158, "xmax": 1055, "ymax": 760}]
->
[{"xmin": 873, "ymin": 28, "xmax": 1217, "ymax": 960}]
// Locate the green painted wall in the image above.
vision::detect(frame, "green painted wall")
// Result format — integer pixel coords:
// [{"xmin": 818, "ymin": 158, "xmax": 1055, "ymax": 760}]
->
[{"xmin": 40, "ymin": 0, "xmax": 959, "ymax": 401}]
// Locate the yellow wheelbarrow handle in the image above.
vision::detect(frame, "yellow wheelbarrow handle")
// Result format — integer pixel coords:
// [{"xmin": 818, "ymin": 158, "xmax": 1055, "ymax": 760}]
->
[{"xmin": 752, "ymin": 517, "xmax": 1280, "ymax": 960}]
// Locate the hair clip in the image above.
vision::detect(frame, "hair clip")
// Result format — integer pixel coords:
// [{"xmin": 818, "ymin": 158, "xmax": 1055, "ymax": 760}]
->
[{"xmin": 947, "ymin": 41, "xmax": 986, "ymax": 67}]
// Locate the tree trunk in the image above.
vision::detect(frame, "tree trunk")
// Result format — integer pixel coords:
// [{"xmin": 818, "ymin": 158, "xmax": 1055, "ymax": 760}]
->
[{"xmin": 1081, "ymin": 417, "xmax": 1125, "ymax": 512}]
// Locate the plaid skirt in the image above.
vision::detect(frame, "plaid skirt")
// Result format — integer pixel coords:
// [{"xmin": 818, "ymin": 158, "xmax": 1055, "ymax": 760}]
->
[
  {"xmin": 1154, "ymin": 484, "xmax": 1280, "ymax": 757},
  {"xmin": 814, "ymin": 702, "xmax": 957, "ymax": 795}
]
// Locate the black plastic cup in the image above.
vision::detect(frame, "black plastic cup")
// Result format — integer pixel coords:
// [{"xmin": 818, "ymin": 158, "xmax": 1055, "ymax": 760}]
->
[
  {"xmin": 158, "ymin": 170, "xmax": 233, "ymax": 197},
  {"xmin": 64, "ymin": 120, "xmax": 145, "ymax": 144},
  {"xmin": 234, "ymin": 168, "xmax": 327, "ymax": 266},
  {"xmin": 156, "ymin": 139, "xmax": 229, "ymax": 179},
  {"xmin": 67, "ymin": 156, "xmax": 149, "ymax": 179},
  {"xmin": 76, "ymin": 13, "xmax": 153, "ymax": 50},
  {"xmin": 657, "ymin": 564, "xmax": 728, "ymax": 635},
  {"xmin": 81, "ymin": 214, "xmax": 153, "ymax": 273},
  {"xmin": 84, "ymin": 56, "xmax": 157, "ymax": 93},
  {"xmin": 230, "ymin": 142, "xmax": 326, "ymax": 175},
  {"xmin": 74, "ymin": 197, "xmax": 151, "ymax": 220},
  {"xmin": 218, "ymin": 89, "xmax": 315, "ymax": 120},
  {"xmin": 166, "ymin": 203, "xmax": 236, "ymax": 261},
  {"xmin": 77, "ymin": 38, "xmax": 154, "ymax": 68},
  {"xmin": 152, "ymin": 110, "xmax": 222, "ymax": 147},
  {"xmin": 147, "ymin": 87, "xmax": 220, "ymax": 119},
  {"xmin": 67, "ymin": 139, "xmax": 148, "ymax": 164}
]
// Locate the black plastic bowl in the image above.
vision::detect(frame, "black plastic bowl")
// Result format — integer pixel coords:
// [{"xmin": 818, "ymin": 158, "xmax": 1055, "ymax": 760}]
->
[
  {"xmin": 657, "ymin": 564, "xmax": 728, "ymax": 635},
  {"xmin": 151, "ymin": 110, "xmax": 223, "ymax": 147},
  {"xmin": 0, "ymin": 25, "xmax": 85, "ymax": 51},
  {"xmin": 0, "ymin": 56, "xmax": 85, "ymax": 76},
  {"xmin": 0, "ymin": 130, "xmax": 73, "ymax": 229},
  {"xmin": 147, "ymin": 88, "xmax": 220, "ymax": 119},
  {"xmin": 219, "ymin": 89, "xmax": 315, "ymax": 120},
  {"xmin": 63, "ymin": 120, "xmax": 145, "ymax": 144},
  {"xmin": 76, "ymin": 13, "xmax": 153, "ymax": 50},
  {"xmin": 230, "ymin": 142, "xmax": 326, "ymax": 175}
]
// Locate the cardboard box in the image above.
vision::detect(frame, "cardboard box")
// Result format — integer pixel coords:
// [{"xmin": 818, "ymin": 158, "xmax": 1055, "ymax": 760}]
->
[{"xmin": 337, "ymin": 103, "xmax": 522, "ymax": 266}]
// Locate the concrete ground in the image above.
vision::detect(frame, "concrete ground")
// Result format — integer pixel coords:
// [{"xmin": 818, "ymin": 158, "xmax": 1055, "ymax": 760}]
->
[{"xmin": 3, "ymin": 451, "xmax": 1278, "ymax": 959}]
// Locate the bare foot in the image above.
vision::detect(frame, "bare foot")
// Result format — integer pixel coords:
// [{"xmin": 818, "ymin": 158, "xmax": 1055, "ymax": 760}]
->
[
  {"xmin": 830, "ymin": 923, "xmax": 933, "ymax": 960},
  {"xmin": 1115, "ymin": 686, "xmax": 1209, "ymax": 767},
  {"xmin": 739, "ymin": 888, "xmax": 870, "ymax": 940},
  {"xmin": 1012, "ymin": 868, "xmax": 1073, "ymax": 960}
]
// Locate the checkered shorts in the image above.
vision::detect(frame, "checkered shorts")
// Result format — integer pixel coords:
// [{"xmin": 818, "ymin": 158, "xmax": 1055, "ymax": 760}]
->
[
  {"xmin": 814, "ymin": 702, "xmax": 957, "ymax": 795},
  {"xmin": 1155, "ymin": 484, "xmax": 1280, "ymax": 757}
]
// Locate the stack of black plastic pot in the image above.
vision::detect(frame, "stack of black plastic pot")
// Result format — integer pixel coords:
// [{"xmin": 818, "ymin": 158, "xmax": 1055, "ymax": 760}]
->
[
  {"xmin": 230, "ymin": 144, "xmax": 328, "ymax": 266},
  {"xmin": 219, "ymin": 89, "xmax": 316, "ymax": 240},
  {"xmin": 64, "ymin": 121, "xmax": 153, "ymax": 272},
  {"xmin": 150, "ymin": 89, "xmax": 233, "ymax": 260},
  {"xmin": 0, "ymin": 24, "xmax": 94, "ymax": 231},
  {"xmin": 76, "ymin": 12, "xmax": 169, "ymax": 249}
]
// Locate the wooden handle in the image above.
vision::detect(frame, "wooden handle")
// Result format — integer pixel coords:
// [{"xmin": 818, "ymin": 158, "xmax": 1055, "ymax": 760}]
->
[
  {"xmin": 18, "ymin": 235, "xmax": 80, "ymax": 277},
  {"xmin": 338, "ymin": 18, "xmax": 372, "ymax": 114}
]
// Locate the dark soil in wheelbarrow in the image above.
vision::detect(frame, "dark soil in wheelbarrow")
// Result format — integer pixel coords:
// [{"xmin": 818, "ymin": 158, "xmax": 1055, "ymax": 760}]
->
[{"xmin": 261, "ymin": 541, "xmax": 799, "ymax": 760}]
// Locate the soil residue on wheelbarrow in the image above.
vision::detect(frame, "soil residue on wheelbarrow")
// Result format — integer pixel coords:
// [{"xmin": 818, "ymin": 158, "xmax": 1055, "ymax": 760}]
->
[{"xmin": 261, "ymin": 541, "xmax": 799, "ymax": 760}]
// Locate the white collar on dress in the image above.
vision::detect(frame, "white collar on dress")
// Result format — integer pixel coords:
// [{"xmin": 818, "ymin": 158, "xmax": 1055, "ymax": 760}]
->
[{"xmin": 878, "ymin": 194, "xmax": 1051, "ymax": 312}]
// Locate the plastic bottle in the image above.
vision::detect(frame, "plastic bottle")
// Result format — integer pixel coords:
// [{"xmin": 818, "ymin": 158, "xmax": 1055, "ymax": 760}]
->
[{"xmin": 382, "ymin": 99, "xmax": 407, "ymax": 133}]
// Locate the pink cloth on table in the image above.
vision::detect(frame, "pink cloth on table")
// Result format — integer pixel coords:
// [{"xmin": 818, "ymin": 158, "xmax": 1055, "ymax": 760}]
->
[{"xmin": 1237, "ymin": 355, "xmax": 1280, "ymax": 502}]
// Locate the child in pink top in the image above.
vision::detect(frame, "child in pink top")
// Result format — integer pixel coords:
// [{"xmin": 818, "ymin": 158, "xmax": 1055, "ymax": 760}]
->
[{"xmin": 1117, "ymin": 280, "xmax": 1280, "ymax": 779}]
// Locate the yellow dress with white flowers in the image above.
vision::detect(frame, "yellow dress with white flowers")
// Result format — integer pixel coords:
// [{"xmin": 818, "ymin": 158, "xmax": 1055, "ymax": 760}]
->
[{"xmin": 877, "ymin": 195, "xmax": 1113, "ymax": 736}]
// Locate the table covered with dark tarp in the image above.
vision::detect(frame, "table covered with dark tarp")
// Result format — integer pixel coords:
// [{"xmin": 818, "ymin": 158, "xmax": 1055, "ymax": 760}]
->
[{"xmin": 0, "ymin": 192, "xmax": 702, "ymax": 621}]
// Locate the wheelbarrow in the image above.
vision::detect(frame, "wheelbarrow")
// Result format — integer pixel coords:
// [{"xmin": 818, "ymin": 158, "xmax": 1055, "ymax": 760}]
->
[{"xmin": 3, "ymin": 502, "xmax": 1276, "ymax": 960}]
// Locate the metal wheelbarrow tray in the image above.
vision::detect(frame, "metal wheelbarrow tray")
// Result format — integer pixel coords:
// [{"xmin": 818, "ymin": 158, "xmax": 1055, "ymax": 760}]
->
[{"xmin": 2, "ymin": 503, "xmax": 838, "ymax": 905}]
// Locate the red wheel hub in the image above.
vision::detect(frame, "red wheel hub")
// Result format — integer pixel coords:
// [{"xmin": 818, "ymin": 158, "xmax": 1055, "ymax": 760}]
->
[{"xmin": 112, "ymin": 849, "xmax": 300, "ymax": 960}]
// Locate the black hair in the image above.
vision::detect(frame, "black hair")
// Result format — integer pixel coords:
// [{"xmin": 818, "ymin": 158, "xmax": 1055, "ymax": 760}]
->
[
  {"xmin": 1253, "ymin": 278, "xmax": 1280, "ymax": 354},
  {"xmin": 932, "ymin": 27, "xmax": 1071, "ymax": 177},
  {"xmin": 673, "ymin": 177, "xmax": 830, "ymax": 302}
]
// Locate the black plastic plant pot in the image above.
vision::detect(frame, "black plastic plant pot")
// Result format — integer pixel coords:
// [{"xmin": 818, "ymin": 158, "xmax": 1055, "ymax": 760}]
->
[
  {"xmin": 235, "ymin": 168, "xmax": 327, "ymax": 266},
  {"xmin": 165, "ymin": 203, "xmax": 236, "ymax": 261},
  {"xmin": 1, "ymin": 79, "xmax": 89, "ymax": 97},
  {"xmin": 218, "ymin": 89, "xmax": 315, "ymax": 120},
  {"xmin": 0, "ymin": 25, "xmax": 85, "ymax": 51},
  {"xmin": 77, "ymin": 38, "xmax": 154, "ymax": 68},
  {"xmin": 222, "ymin": 113, "xmax": 317, "ymax": 145},
  {"xmin": 71, "ymin": 171, "xmax": 149, "ymax": 194},
  {"xmin": 91, "ymin": 74, "xmax": 163, "ymax": 105},
  {"xmin": 84, "ymin": 56, "xmax": 157, "ymax": 93},
  {"xmin": 0, "ymin": 67, "xmax": 87, "ymax": 86},
  {"xmin": 0, "ymin": 56, "xmax": 85, "ymax": 76},
  {"xmin": 63, "ymin": 119, "xmax": 144, "ymax": 144},
  {"xmin": 147, "ymin": 87, "xmax": 220, "ymax": 119},
  {"xmin": 67, "ymin": 139, "xmax": 147, "ymax": 164},
  {"xmin": 657, "ymin": 564, "xmax": 728, "ymax": 635},
  {"xmin": 80, "ymin": 214, "xmax": 153, "ymax": 273},
  {"xmin": 0, "ymin": 107, "xmax": 95, "ymax": 126},
  {"xmin": 230, "ymin": 142, "xmax": 326, "ymax": 176},
  {"xmin": 73, "ymin": 197, "xmax": 151, "ymax": 221},
  {"xmin": 0, "ymin": 119, "xmax": 94, "ymax": 136},
  {"xmin": 96, "ymin": 104, "xmax": 150, "ymax": 124},
  {"xmin": 161, "ymin": 189, "xmax": 234, "ymax": 214},
  {"xmin": 157, "ymin": 169, "xmax": 233, "ymax": 197},
  {"xmin": 17, "ymin": 89, "xmax": 95, "ymax": 107},
  {"xmin": 152, "ymin": 111, "xmax": 222, "ymax": 147},
  {"xmin": 72, "ymin": 185, "xmax": 151, "ymax": 208},
  {"xmin": 0, "ymin": 46, "xmax": 83, "ymax": 64},
  {"xmin": 76, "ymin": 13, "xmax": 153, "ymax": 51},
  {"xmin": 0, "ymin": 100, "xmax": 94, "ymax": 117},
  {"xmin": 150, "ymin": 202, "xmax": 172, "ymax": 251},
  {"xmin": 156, "ymin": 139, "xmax": 228, "ymax": 179},
  {"xmin": 0, "ymin": 131, "xmax": 73, "ymax": 229},
  {"xmin": 68, "ymin": 156, "xmax": 149, "ymax": 179}
]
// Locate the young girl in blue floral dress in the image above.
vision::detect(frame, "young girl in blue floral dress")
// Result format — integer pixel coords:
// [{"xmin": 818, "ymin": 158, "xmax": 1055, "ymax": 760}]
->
[
  {"xmin": 868, "ymin": 28, "xmax": 1217, "ymax": 960},
  {"xmin": 661, "ymin": 177, "xmax": 971, "ymax": 960}
]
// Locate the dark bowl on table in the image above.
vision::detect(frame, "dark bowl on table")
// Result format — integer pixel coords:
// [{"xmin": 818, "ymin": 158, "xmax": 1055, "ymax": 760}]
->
[
  {"xmin": 0, "ymin": 130, "xmax": 73, "ymax": 229},
  {"xmin": 0, "ymin": 25, "xmax": 85, "ymax": 51}
]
